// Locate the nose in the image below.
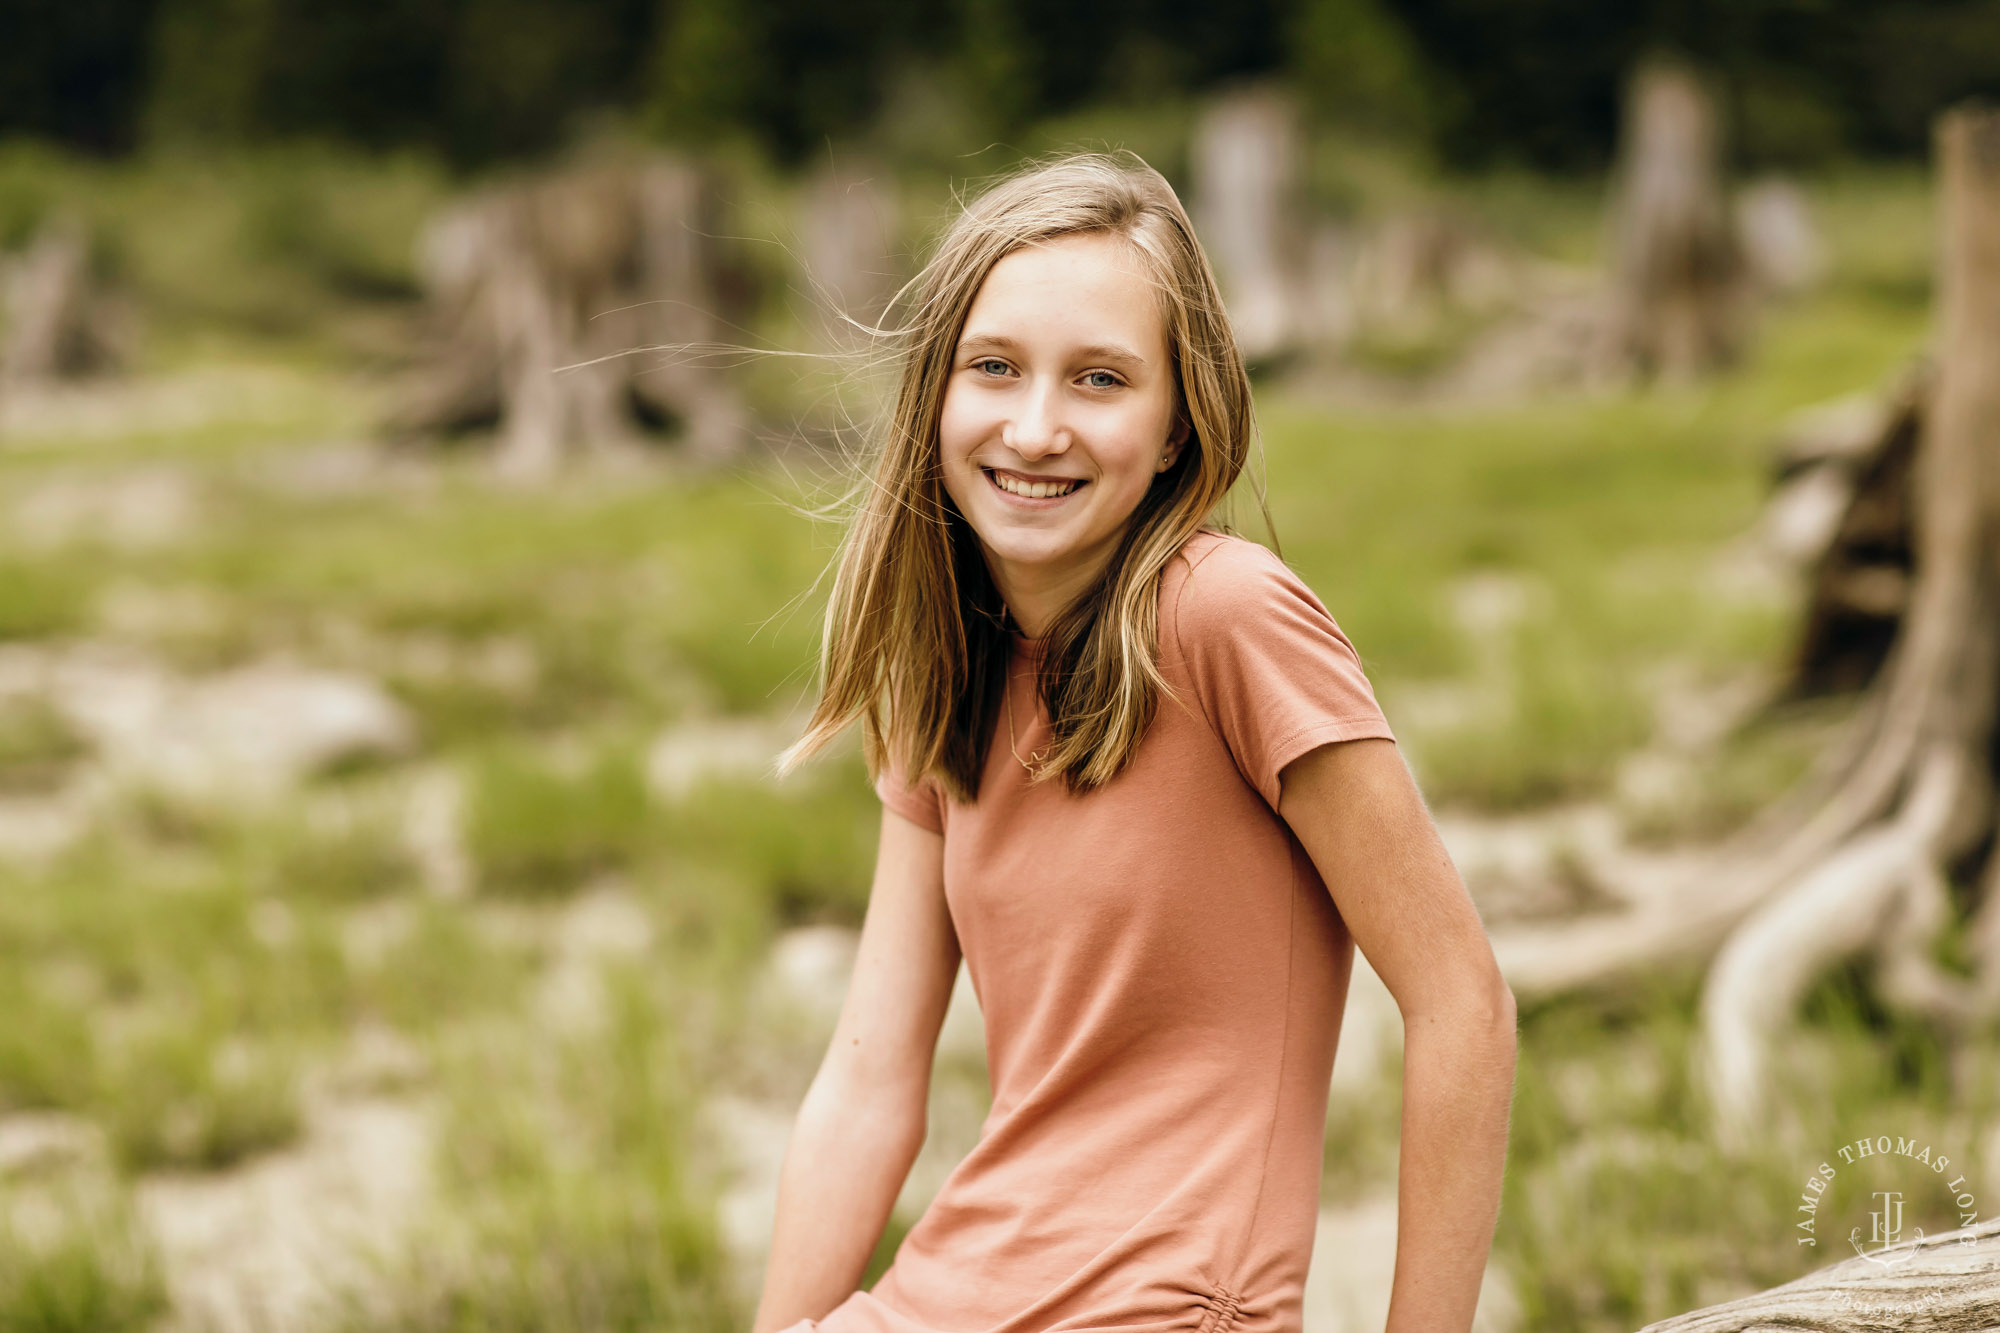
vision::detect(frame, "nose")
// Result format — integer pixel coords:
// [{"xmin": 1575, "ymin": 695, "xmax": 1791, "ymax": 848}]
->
[{"xmin": 1000, "ymin": 379, "xmax": 1071, "ymax": 460}]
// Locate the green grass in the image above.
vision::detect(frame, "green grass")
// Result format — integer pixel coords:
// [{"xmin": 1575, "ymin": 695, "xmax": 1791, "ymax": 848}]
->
[
  {"xmin": 0, "ymin": 793, "xmax": 534, "ymax": 1172},
  {"xmin": 0, "ymin": 698, "xmax": 89, "ymax": 795},
  {"xmin": 0, "ymin": 840, "xmax": 334, "ymax": 1168},
  {"xmin": 0, "ymin": 1182, "xmax": 168, "ymax": 1333},
  {"xmin": 327, "ymin": 965, "xmax": 736, "ymax": 1333},
  {"xmin": 464, "ymin": 737, "xmax": 657, "ymax": 898},
  {"xmin": 0, "ymin": 560, "xmax": 95, "ymax": 641},
  {"xmin": 1247, "ymin": 263, "xmax": 1929, "ymax": 811},
  {"xmin": 1498, "ymin": 968, "xmax": 1997, "ymax": 1331}
]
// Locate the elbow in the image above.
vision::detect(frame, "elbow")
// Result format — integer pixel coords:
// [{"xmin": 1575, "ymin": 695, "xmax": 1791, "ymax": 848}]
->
[
  {"xmin": 1490, "ymin": 974, "xmax": 1518, "ymax": 1034},
  {"xmin": 800, "ymin": 1065, "xmax": 931, "ymax": 1156},
  {"xmin": 1400, "ymin": 967, "xmax": 1516, "ymax": 1050},
  {"xmin": 1474, "ymin": 965, "xmax": 1518, "ymax": 1045}
]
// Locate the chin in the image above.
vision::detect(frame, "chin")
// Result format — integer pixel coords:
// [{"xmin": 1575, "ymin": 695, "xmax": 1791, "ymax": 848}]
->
[{"xmin": 979, "ymin": 527, "xmax": 1073, "ymax": 561}]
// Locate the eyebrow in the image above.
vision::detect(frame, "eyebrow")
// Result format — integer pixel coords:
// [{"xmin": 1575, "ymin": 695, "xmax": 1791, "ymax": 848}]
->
[{"xmin": 956, "ymin": 333, "xmax": 1149, "ymax": 367}]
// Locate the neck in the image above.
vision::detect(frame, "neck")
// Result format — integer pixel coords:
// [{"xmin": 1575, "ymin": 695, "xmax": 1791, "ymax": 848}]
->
[{"xmin": 985, "ymin": 534, "xmax": 1118, "ymax": 640}]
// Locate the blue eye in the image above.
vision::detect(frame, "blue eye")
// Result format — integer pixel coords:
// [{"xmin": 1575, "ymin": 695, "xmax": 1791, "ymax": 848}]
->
[
  {"xmin": 1084, "ymin": 370, "xmax": 1119, "ymax": 389},
  {"xmin": 976, "ymin": 358, "xmax": 1010, "ymax": 376}
]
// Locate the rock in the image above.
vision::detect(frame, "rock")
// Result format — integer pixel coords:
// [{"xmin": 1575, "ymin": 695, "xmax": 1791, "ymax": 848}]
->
[
  {"xmin": 340, "ymin": 899, "xmax": 420, "ymax": 971},
  {"xmin": 645, "ymin": 707, "xmax": 807, "ymax": 801},
  {"xmin": 532, "ymin": 881, "xmax": 655, "ymax": 1035},
  {"xmin": 93, "ymin": 581, "xmax": 235, "ymax": 647},
  {"xmin": 320, "ymin": 1022, "xmax": 431, "ymax": 1098},
  {"xmin": 1447, "ymin": 570, "xmax": 1551, "ymax": 646},
  {"xmin": 554, "ymin": 879, "xmax": 654, "ymax": 959},
  {"xmin": 0, "ymin": 1111, "xmax": 106, "ymax": 1180},
  {"xmin": 702, "ymin": 1090, "xmax": 801, "ymax": 1308},
  {"xmin": 46, "ymin": 647, "xmax": 416, "ymax": 808},
  {"xmin": 764, "ymin": 924, "xmax": 858, "ymax": 1025},
  {"xmin": 401, "ymin": 764, "xmax": 472, "ymax": 899},
  {"xmin": 137, "ymin": 1096, "xmax": 435, "ymax": 1333},
  {"xmin": 13, "ymin": 464, "xmax": 201, "ymax": 552},
  {"xmin": 0, "ymin": 788, "xmax": 93, "ymax": 865}
]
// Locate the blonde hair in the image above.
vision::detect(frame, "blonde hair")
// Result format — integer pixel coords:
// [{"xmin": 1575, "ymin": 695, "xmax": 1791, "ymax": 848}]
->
[{"xmin": 775, "ymin": 150, "xmax": 1272, "ymax": 802}]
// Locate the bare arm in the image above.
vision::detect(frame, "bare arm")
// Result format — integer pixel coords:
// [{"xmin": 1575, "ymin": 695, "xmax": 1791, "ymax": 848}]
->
[
  {"xmin": 1279, "ymin": 737, "xmax": 1517, "ymax": 1333},
  {"xmin": 750, "ymin": 805, "xmax": 959, "ymax": 1333}
]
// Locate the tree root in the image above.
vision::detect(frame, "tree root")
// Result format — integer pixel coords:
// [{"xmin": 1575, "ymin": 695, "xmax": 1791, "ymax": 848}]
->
[{"xmin": 1697, "ymin": 742, "xmax": 1980, "ymax": 1150}]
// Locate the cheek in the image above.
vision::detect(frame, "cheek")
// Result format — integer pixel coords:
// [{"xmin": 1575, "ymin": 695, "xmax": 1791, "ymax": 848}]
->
[
  {"xmin": 1098, "ymin": 402, "xmax": 1175, "ymax": 472},
  {"xmin": 936, "ymin": 384, "xmax": 986, "ymax": 462}
]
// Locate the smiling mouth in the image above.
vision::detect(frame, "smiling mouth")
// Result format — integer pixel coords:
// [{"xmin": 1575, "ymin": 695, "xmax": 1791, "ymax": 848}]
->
[{"xmin": 984, "ymin": 467, "xmax": 1088, "ymax": 500}]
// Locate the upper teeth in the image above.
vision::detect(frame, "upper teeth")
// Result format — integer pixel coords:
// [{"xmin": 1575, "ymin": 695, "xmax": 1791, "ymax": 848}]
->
[{"xmin": 992, "ymin": 471, "xmax": 1079, "ymax": 499}]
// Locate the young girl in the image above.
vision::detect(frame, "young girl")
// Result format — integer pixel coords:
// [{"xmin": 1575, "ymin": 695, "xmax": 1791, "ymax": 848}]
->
[{"xmin": 759, "ymin": 152, "xmax": 1516, "ymax": 1333}]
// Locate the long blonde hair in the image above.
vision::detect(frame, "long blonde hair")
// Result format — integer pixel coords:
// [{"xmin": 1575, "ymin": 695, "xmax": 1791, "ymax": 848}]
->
[{"xmin": 775, "ymin": 150, "xmax": 1272, "ymax": 803}]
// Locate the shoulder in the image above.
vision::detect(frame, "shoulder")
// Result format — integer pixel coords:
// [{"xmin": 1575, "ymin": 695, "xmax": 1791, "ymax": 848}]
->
[
  {"xmin": 1165, "ymin": 528, "xmax": 1281, "ymax": 601},
  {"xmin": 1164, "ymin": 530, "xmax": 1318, "ymax": 650}
]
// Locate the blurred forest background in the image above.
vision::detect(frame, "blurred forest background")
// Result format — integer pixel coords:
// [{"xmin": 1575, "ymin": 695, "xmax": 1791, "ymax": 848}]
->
[{"xmin": 2, "ymin": 2, "xmax": 1999, "ymax": 1331}]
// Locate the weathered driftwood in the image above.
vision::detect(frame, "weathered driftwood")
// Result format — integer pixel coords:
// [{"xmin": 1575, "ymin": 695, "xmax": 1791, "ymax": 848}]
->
[
  {"xmin": 1636, "ymin": 1212, "xmax": 2000, "ymax": 1332},
  {"xmin": 1490, "ymin": 106, "xmax": 2000, "ymax": 1149},
  {"xmin": 1602, "ymin": 58, "xmax": 1749, "ymax": 381},
  {"xmin": 388, "ymin": 155, "xmax": 751, "ymax": 477}
]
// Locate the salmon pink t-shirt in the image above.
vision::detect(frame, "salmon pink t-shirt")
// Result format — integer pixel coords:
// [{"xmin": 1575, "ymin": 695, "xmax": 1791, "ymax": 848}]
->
[{"xmin": 790, "ymin": 528, "xmax": 1397, "ymax": 1333}]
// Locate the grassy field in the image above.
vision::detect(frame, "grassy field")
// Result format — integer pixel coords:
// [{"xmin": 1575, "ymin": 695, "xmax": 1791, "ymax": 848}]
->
[{"xmin": 0, "ymin": 145, "xmax": 1989, "ymax": 1332}]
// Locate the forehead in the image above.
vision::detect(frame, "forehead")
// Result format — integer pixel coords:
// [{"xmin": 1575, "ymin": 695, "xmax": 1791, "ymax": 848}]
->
[{"xmin": 963, "ymin": 232, "xmax": 1167, "ymax": 352}]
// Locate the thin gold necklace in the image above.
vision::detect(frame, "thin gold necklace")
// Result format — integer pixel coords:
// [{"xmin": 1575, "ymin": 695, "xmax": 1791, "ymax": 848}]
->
[{"xmin": 1004, "ymin": 663, "xmax": 1045, "ymax": 775}]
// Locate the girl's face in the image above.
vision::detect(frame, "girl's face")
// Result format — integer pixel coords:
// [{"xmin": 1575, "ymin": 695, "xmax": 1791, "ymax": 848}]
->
[{"xmin": 938, "ymin": 231, "xmax": 1187, "ymax": 606}]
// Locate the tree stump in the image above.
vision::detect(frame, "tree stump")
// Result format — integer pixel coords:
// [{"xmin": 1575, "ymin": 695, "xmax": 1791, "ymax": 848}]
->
[
  {"xmin": 1190, "ymin": 84, "xmax": 1307, "ymax": 364},
  {"xmin": 1695, "ymin": 101, "xmax": 2000, "ymax": 1145},
  {"xmin": 388, "ymin": 155, "xmax": 752, "ymax": 478},
  {"xmin": 796, "ymin": 163, "xmax": 902, "ymax": 352},
  {"xmin": 1487, "ymin": 104, "xmax": 2000, "ymax": 1152},
  {"xmin": 1601, "ymin": 58, "xmax": 1749, "ymax": 381},
  {"xmin": 1, "ymin": 216, "xmax": 127, "ymax": 385}
]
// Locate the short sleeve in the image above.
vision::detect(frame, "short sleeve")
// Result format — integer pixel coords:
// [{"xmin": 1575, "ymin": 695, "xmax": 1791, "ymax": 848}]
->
[
  {"xmin": 874, "ymin": 750, "xmax": 946, "ymax": 834},
  {"xmin": 1171, "ymin": 538, "xmax": 1396, "ymax": 810}
]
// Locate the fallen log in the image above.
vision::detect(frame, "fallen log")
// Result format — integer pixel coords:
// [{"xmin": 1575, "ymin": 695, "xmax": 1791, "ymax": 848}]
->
[{"xmin": 1636, "ymin": 1212, "xmax": 2000, "ymax": 1332}]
